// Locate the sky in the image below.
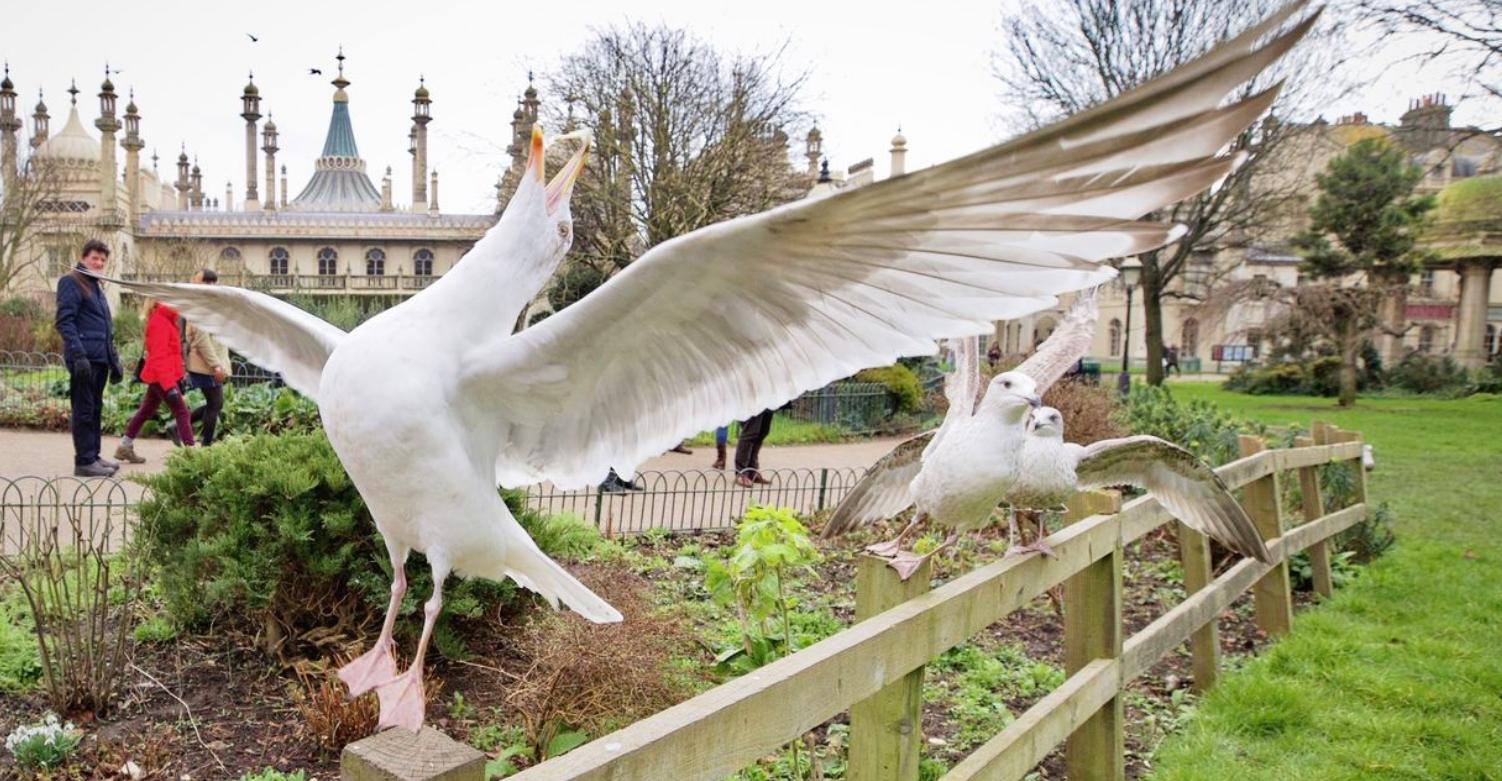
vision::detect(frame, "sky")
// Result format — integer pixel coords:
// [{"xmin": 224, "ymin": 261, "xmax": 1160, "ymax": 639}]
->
[{"xmin": 2, "ymin": 0, "xmax": 1491, "ymax": 215}]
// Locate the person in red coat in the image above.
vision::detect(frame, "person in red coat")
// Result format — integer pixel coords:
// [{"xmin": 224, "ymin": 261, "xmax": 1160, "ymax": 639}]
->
[{"xmin": 114, "ymin": 300, "xmax": 195, "ymax": 463}]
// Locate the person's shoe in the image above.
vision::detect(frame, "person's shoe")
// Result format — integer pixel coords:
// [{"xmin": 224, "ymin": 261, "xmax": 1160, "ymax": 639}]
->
[
  {"xmin": 97, "ymin": 456, "xmax": 120, "ymax": 470},
  {"xmin": 752, "ymin": 472, "xmax": 772, "ymax": 485},
  {"xmin": 735, "ymin": 473, "xmax": 754, "ymax": 488},
  {"xmin": 669, "ymin": 442, "xmax": 693, "ymax": 455},
  {"xmin": 74, "ymin": 460, "xmax": 116, "ymax": 478},
  {"xmin": 711, "ymin": 442, "xmax": 727, "ymax": 470},
  {"xmin": 114, "ymin": 443, "xmax": 146, "ymax": 464}
]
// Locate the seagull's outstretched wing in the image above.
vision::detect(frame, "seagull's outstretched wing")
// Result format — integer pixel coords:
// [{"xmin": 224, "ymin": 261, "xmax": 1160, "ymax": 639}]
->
[
  {"xmin": 1016, "ymin": 288, "xmax": 1099, "ymax": 393},
  {"xmin": 822, "ymin": 432, "xmax": 934, "ymax": 537},
  {"xmin": 1075, "ymin": 436, "xmax": 1271, "ymax": 562},
  {"xmin": 88, "ymin": 275, "xmax": 345, "ymax": 401},
  {"xmin": 465, "ymin": 4, "xmax": 1317, "ymax": 488}
]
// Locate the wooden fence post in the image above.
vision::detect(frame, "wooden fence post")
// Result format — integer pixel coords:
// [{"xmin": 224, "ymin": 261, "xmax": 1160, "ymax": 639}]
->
[
  {"xmin": 1238, "ymin": 435, "xmax": 1293, "ymax": 639},
  {"xmin": 1063, "ymin": 491, "xmax": 1124, "ymax": 781},
  {"xmin": 1296, "ymin": 428, "xmax": 1333, "ymax": 599},
  {"xmin": 342, "ymin": 727, "xmax": 485, "ymax": 781},
  {"xmin": 849, "ymin": 553, "xmax": 932, "ymax": 781},
  {"xmin": 1330, "ymin": 429, "xmax": 1369, "ymax": 504},
  {"xmin": 1176, "ymin": 516, "xmax": 1220, "ymax": 692}
]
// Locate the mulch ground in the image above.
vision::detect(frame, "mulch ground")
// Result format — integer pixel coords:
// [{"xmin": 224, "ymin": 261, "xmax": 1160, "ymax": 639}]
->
[{"xmin": 0, "ymin": 519, "xmax": 1319, "ymax": 781}]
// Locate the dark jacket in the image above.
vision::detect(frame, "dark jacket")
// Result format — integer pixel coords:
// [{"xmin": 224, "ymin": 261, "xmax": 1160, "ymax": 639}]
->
[{"xmin": 55, "ymin": 268, "xmax": 117, "ymax": 366}]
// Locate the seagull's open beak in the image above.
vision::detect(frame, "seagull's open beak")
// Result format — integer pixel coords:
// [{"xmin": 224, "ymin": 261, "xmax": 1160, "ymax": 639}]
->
[
  {"xmin": 1027, "ymin": 394, "xmax": 1043, "ymax": 408},
  {"xmin": 545, "ymin": 129, "xmax": 591, "ymax": 215}
]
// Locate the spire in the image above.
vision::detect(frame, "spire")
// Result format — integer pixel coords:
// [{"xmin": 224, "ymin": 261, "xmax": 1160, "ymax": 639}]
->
[
  {"xmin": 288, "ymin": 48, "xmax": 380, "ymax": 212},
  {"xmin": 67, "ymin": 79, "xmax": 78, "ymax": 105},
  {"xmin": 332, "ymin": 46, "xmax": 350, "ymax": 99},
  {"xmin": 889, "ymin": 125, "xmax": 907, "ymax": 177}
]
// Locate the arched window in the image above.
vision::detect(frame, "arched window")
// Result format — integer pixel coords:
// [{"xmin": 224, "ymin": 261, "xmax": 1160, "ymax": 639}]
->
[
  {"xmin": 219, "ymin": 246, "xmax": 241, "ymax": 263},
  {"xmin": 1418, "ymin": 325, "xmax": 1436, "ymax": 354},
  {"xmin": 1108, "ymin": 318, "xmax": 1122, "ymax": 357},
  {"xmin": 413, "ymin": 249, "xmax": 434, "ymax": 277},
  {"xmin": 268, "ymin": 247, "xmax": 289, "ymax": 276},
  {"xmin": 317, "ymin": 247, "xmax": 338, "ymax": 276},
  {"xmin": 1180, "ymin": 318, "xmax": 1199, "ymax": 357},
  {"xmin": 365, "ymin": 248, "xmax": 386, "ymax": 276}
]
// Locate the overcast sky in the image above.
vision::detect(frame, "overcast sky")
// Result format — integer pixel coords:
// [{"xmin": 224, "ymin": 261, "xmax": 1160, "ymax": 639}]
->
[{"xmin": 2, "ymin": 0, "xmax": 1491, "ymax": 215}]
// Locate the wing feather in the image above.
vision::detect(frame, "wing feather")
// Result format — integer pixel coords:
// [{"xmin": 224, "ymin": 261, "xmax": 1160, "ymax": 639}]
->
[
  {"xmin": 1016, "ymin": 287, "xmax": 1100, "ymax": 393},
  {"xmin": 90, "ymin": 274, "xmax": 344, "ymax": 401},
  {"xmin": 1076, "ymin": 436, "xmax": 1272, "ymax": 562},
  {"xmin": 823, "ymin": 432, "xmax": 933, "ymax": 537}
]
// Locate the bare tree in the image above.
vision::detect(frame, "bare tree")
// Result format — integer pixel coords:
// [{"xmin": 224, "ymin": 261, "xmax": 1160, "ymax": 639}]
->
[
  {"xmin": 543, "ymin": 24, "xmax": 811, "ymax": 310},
  {"xmin": 993, "ymin": 0, "xmax": 1344, "ymax": 384},
  {"xmin": 134, "ymin": 236, "xmax": 221, "ymax": 282},
  {"xmin": 1356, "ymin": 0, "xmax": 1501, "ymax": 110},
  {"xmin": 0, "ymin": 157, "xmax": 65, "ymax": 293}
]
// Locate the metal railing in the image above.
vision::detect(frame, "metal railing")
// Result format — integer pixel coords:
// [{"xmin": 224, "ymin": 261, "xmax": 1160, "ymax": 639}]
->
[
  {"xmin": 119, "ymin": 272, "xmax": 439, "ymax": 294},
  {"xmin": 0, "ymin": 475, "xmax": 138, "ymax": 557}
]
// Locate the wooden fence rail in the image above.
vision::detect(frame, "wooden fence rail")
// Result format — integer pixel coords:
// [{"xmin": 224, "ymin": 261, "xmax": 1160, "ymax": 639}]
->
[{"xmin": 506, "ymin": 424, "xmax": 1369, "ymax": 781}]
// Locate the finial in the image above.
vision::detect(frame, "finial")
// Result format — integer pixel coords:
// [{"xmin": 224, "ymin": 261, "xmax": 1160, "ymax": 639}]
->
[
  {"xmin": 249, "ymin": 70, "xmax": 254, "ymax": 80},
  {"xmin": 337, "ymin": 46, "xmax": 346, "ymax": 76},
  {"xmin": 527, "ymin": 69, "xmax": 534, "ymax": 84},
  {"xmin": 68, "ymin": 80, "xmax": 79, "ymax": 104}
]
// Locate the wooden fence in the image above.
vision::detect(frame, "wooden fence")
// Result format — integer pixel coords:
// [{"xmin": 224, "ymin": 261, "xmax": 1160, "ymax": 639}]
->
[{"xmin": 499, "ymin": 422, "xmax": 1368, "ymax": 781}]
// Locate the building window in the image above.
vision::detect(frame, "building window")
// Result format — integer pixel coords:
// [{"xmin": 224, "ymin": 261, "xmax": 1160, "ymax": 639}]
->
[
  {"xmin": 269, "ymin": 247, "xmax": 289, "ymax": 276},
  {"xmin": 365, "ymin": 248, "xmax": 386, "ymax": 276},
  {"xmin": 219, "ymin": 247, "xmax": 241, "ymax": 263},
  {"xmin": 317, "ymin": 247, "xmax": 338, "ymax": 276},
  {"xmin": 1246, "ymin": 329, "xmax": 1263, "ymax": 357},
  {"xmin": 1418, "ymin": 325, "xmax": 1436, "ymax": 354},
  {"xmin": 413, "ymin": 249, "xmax": 434, "ymax": 277},
  {"xmin": 1486, "ymin": 324, "xmax": 1497, "ymax": 357},
  {"xmin": 1181, "ymin": 318, "xmax": 1199, "ymax": 357},
  {"xmin": 1108, "ymin": 318, "xmax": 1122, "ymax": 357},
  {"xmin": 1418, "ymin": 269, "xmax": 1435, "ymax": 297}
]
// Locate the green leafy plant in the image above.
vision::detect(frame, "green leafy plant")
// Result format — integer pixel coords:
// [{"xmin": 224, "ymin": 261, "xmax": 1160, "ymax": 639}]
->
[
  {"xmin": 235, "ymin": 769, "xmax": 307, "ymax": 781},
  {"xmin": 704, "ymin": 505, "xmax": 822, "ymax": 674},
  {"xmin": 132, "ymin": 614, "xmax": 177, "ymax": 643},
  {"xmin": 5, "ymin": 713, "xmax": 82, "ymax": 770}
]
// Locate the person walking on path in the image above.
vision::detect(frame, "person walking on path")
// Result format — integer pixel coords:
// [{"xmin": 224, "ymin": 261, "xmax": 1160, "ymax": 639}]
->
[
  {"xmin": 711, "ymin": 425, "xmax": 730, "ymax": 470},
  {"xmin": 734, "ymin": 409, "xmax": 776, "ymax": 487},
  {"xmin": 115, "ymin": 300, "xmax": 194, "ymax": 463},
  {"xmin": 55, "ymin": 239, "xmax": 125, "ymax": 477},
  {"xmin": 184, "ymin": 269, "xmax": 232, "ymax": 445}
]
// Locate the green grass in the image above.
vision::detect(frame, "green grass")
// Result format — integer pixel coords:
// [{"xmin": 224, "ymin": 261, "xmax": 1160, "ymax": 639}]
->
[
  {"xmin": 684, "ymin": 413, "xmax": 852, "ymax": 448},
  {"xmin": 1148, "ymin": 385, "xmax": 1502, "ymax": 780}
]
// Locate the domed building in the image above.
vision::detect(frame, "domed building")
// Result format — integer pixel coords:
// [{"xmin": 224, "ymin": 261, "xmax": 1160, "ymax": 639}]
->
[{"xmin": 0, "ymin": 57, "xmax": 543, "ymax": 304}]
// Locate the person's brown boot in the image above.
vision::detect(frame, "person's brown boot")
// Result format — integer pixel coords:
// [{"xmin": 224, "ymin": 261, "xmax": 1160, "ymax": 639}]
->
[
  {"xmin": 712, "ymin": 442, "xmax": 727, "ymax": 470},
  {"xmin": 113, "ymin": 443, "xmax": 146, "ymax": 464}
]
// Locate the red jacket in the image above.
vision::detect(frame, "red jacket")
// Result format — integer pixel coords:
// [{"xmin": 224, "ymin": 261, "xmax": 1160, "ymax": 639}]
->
[{"xmin": 140, "ymin": 303, "xmax": 185, "ymax": 390}]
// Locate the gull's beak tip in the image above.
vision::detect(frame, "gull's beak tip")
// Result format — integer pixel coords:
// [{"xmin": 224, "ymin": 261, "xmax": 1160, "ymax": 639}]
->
[
  {"xmin": 530, "ymin": 126, "xmax": 545, "ymax": 182},
  {"xmin": 1028, "ymin": 395, "xmax": 1043, "ymax": 408}
]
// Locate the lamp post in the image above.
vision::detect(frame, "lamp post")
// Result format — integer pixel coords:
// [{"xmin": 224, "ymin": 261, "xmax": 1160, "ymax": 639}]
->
[{"xmin": 1117, "ymin": 258, "xmax": 1142, "ymax": 396}]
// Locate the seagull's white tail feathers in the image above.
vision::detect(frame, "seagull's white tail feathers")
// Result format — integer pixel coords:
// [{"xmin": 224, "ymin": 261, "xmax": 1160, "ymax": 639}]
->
[{"xmin": 502, "ymin": 545, "xmax": 623, "ymax": 624}]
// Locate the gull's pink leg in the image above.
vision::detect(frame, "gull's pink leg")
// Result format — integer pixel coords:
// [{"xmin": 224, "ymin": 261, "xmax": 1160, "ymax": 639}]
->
[
  {"xmin": 888, "ymin": 532, "xmax": 959, "ymax": 580},
  {"xmin": 339, "ymin": 544, "xmax": 409, "ymax": 698},
  {"xmin": 865, "ymin": 515, "xmax": 924, "ymax": 558},
  {"xmin": 375, "ymin": 558, "xmax": 449, "ymax": 732}
]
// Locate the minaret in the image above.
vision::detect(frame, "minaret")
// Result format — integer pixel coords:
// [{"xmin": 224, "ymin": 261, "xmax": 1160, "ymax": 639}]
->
[
  {"xmin": 0, "ymin": 64, "xmax": 19, "ymax": 190},
  {"xmin": 428, "ymin": 170, "xmax": 439, "ymax": 216},
  {"xmin": 261, "ymin": 114, "xmax": 278, "ymax": 211},
  {"xmin": 279, "ymin": 164, "xmax": 287, "ymax": 208},
  {"xmin": 30, "ymin": 89, "xmax": 49, "ymax": 152},
  {"xmin": 122, "ymin": 90, "xmax": 145, "ymax": 222},
  {"xmin": 805, "ymin": 126, "xmax": 822, "ymax": 176},
  {"xmin": 95, "ymin": 68, "xmax": 121, "ymax": 218},
  {"xmin": 889, "ymin": 127, "xmax": 907, "ymax": 177},
  {"xmin": 380, "ymin": 165, "xmax": 393, "ymax": 211},
  {"xmin": 190, "ymin": 158, "xmax": 203, "ymax": 211},
  {"xmin": 225, "ymin": 181, "xmax": 233, "ymax": 211},
  {"xmin": 411, "ymin": 77, "xmax": 431, "ymax": 211},
  {"xmin": 241, "ymin": 73, "xmax": 261, "ymax": 210},
  {"xmin": 175, "ymin": 146, "xmax": 190, "ymax": 210}
]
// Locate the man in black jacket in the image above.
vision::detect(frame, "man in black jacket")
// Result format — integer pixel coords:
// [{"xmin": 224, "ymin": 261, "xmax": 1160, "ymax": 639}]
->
[{"xmin": 55, "ymin": 239, "xmax": 124, "ymax": 477}]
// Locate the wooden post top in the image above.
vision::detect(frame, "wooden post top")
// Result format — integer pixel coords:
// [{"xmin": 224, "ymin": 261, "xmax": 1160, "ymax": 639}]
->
[{"xmin": 342, "ymin": 727, "xmax": 486, "ymax": 781}]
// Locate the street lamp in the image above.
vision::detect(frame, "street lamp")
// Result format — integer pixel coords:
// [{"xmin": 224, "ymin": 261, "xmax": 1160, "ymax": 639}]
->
[{"xmin": 1117, "ymin": 257, "xmax": 1142, "ymax": 396}]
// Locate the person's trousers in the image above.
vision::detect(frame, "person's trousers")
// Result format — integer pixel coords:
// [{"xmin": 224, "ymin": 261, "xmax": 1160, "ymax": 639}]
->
[
  {"xmin": 124, "ymin": 383, "xmax": 194, "ymax": 445},
  {"xmin": 734, "ymin": 409, "xmax": 776, "ymax": 475},
  {"xmin": 69, "ymin": 362, "xmax": 109, "ymax": 467},
  {"xmin": 188, "ymin": 373, "xmax": 224, "ymax": 445}
]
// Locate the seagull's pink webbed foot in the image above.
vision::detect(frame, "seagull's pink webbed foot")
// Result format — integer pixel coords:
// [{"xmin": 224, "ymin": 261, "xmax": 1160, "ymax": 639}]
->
[
  {"xmin": 375, "ymin": 668, "xmax": 427, "ymax": 733},
  {"xmin": 864, "ymin": 539, "xmax": 904, "ymax": 557},
  {"xmin": 888, "ymin": 551, "xmax": 929, "ymax": 581},
  {"xmin": 338, "ymin": 640, "xmax": 397, "ymax": 699}
]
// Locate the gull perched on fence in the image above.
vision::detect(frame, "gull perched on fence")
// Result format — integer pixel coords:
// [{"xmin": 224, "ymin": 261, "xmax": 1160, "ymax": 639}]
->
[
  {"xmin": 1012, "ymin": 406, "xmax": 1272, "ymax": 562},
  {"xmin": 90, "ymin": 0, "xmax": 1316, "ymax": 732},
  {"xmin": 822, "ymin": 289, "xmax": 1099, "ymax": 574}
]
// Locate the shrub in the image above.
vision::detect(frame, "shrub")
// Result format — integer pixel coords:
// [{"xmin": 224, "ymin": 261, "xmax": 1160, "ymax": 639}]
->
[
  {"xmin": 854, "ymin": 363, "xmax": 922, "ymax": 413},
  {"xmin": 100, "ymin": 381, "xmax": 321, "ymax": 439},
  {"xmin": 5, "ymin": 713, "xmax": 82, "ymax": 769},
  {"xmin": 1386, "ymin": 353, "xmax": 1472, "ymax": 396},
  {"xmin": 134, "ymin": 432, "xmax": 543, "ymax": 657},
  {"xmin": 237, "ymin": 770, "xmax": 307, "ymax": 781},
  {"xmin": 1118, "ymin": 385, "xmax": 1265, "ymax": 466},
  {"xmin": 1042, "ymin": 379, "xmax": 1126, "ymax": 445}
]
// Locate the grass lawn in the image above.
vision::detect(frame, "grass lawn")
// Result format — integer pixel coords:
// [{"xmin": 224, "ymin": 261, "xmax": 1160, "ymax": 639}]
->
[{"xmin": 1148, "ymin": 385, "xmax": 1502, "ymax": 780}]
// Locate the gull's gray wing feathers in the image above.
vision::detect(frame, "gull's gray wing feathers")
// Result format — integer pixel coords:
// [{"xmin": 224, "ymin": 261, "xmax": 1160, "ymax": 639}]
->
[
  {"xmin": 462, "ymin": 4, "xmax": 1317, "ymax": 488},
  {"xmin": 823, "ymin": 432, "xmax": 934, "ymax": 537},
  {"xmin": 1016, "ymin": 288, "xmax": 1099, "ymax": 393},
  {"xmin": 86, "ymin": 274, "xmax": 345, "ymax": 401},
  {"xmin": 1075, "ymin": 436, "xmax": 1272, "ymax": 562}
]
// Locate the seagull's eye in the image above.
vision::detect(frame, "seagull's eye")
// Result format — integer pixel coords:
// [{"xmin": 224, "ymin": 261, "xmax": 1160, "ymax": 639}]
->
[
  {"xmin": 556, "ymin": 222, "xmax": 572, "ymax": 242},
  {"xmin": 1002, "ymin": 380, "xmax": 1011, "ymax": 388}
]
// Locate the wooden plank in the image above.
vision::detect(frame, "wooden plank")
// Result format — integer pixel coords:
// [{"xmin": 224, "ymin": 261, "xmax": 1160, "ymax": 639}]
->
[
  {"xmin": 850, "ymin": 555, "xmax": 932, "ymax": 781},
  {"xmin": 1275, "ymin": 504, "xmax": 1366, "ymax": 555},
  {"xmin": 939, "ymin": 659, "xmax": 1120, "ymax": 781},
  {"xmin": 1063, "ymin": 535, "xmax": 1124, "ymax": 781},
  {"xmin": 509, "ymin": 512, "xmax": 1123, "ymax": 781},
  {"xmin": 341, "ymin": 727, "xmax": 485, "ymax": 781},
  {"xmin": 1210, "ymin": 451, "xmax": 1273, "ymax": 490},
  {"xmin": 1238, "ymin": 435, "xmax": 1293, "ymax": 639},
  {"xmin": 1122, "ymin": 558, "xmax": 1262, "ymax": 680},
  {"xmin": 1297, "ymin": 433, "xmax": 1333, "ymax": 599},
  {"xmin": 1177, "ymin": 520, "xmax": 1219, "ymax": 693},
  {"xmin": 1272, "ymin": 441, "xmax": 1363, "ymax": 470}
]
